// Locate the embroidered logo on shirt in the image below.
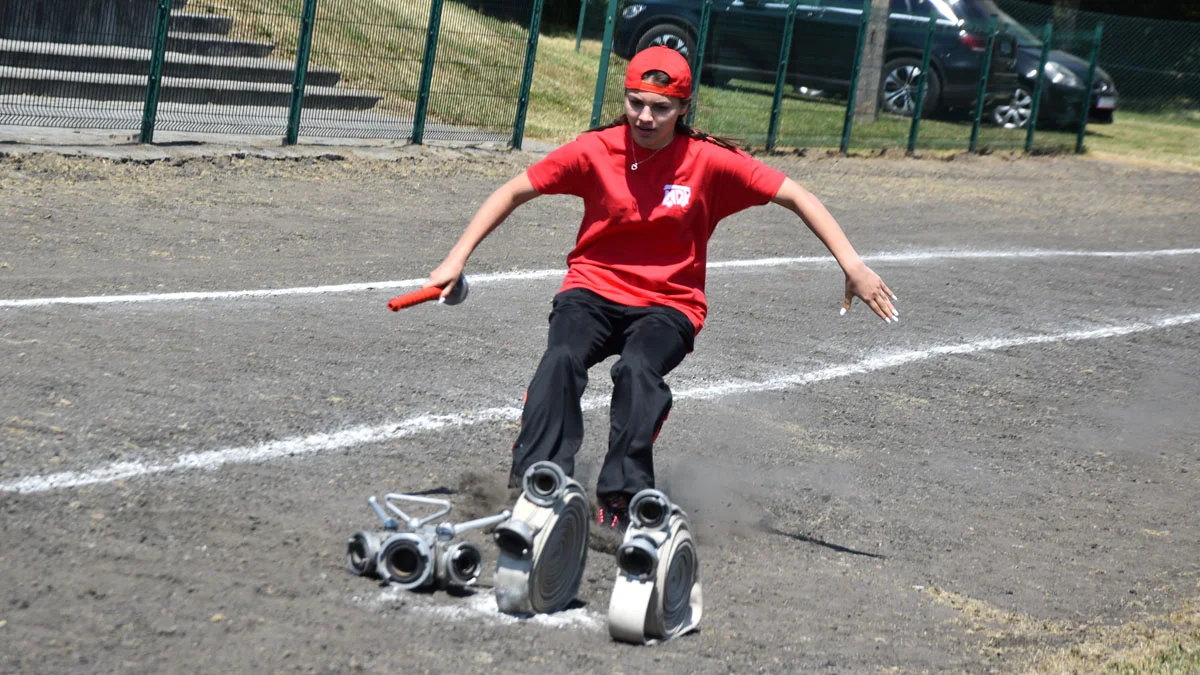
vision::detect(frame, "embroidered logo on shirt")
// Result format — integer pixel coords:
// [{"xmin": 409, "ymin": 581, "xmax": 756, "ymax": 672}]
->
[{"xmin": 661, "ymin": 184, "xmax": 691, "ymax": 209}]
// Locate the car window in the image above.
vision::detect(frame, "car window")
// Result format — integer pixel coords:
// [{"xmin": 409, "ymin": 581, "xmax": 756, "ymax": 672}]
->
[
  {"xmin": 892, "ymin": 0, "xmax": 938, "ymax": 19},
  {"xmin": 938, "ymin": 0, "xmax": 993, "ymax": 22},
  {"xmin": 974, "ymin": 0, "xmax": 1041, "ymax": 44}
]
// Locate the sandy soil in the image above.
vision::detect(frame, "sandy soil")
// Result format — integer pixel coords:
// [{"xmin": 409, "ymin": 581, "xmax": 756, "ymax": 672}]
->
[{"xmin": 1, "ymin": 145, "xmax": 1198, "ymax": 673}]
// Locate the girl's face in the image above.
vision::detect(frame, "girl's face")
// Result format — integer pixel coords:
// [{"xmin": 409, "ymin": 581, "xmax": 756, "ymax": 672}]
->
[{"xmin": 624, "ymin": 90, "xmax": 688, "ymax": 150}]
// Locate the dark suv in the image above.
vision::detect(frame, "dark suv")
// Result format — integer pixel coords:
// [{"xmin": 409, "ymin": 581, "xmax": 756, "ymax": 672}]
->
[{"xmin": 614, "ymin": 0, "xmax": 1019, "ymax": 116}]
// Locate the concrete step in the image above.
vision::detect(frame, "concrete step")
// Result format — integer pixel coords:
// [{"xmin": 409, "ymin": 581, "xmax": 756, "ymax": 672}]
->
[
  {"xmin": 0, "ymin": 66, "xmax": 380, "ymax": 110},
  {"xmin": 170, "ymin": 12, "xmax": 234, "ymax": 36},
  {"xmin": 0, "ymin": 39, "xmax": 341, "ymax": 87},
  {"xmin": 166, "ymin": 32, "xmax": 275, "ymax": 58}
]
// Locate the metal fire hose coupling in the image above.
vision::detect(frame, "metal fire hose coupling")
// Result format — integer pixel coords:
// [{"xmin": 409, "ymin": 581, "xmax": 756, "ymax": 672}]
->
[
  {"xmin": 607, "ymin": 489, "xmax": 703, "ymax": 644},
  {"xmin": 346, "ymin": 493, "xmax": 510, "ymax": 591},
  {"xmin": 493, "ymin": 461, "xmax": 591, "ymax": 616}
]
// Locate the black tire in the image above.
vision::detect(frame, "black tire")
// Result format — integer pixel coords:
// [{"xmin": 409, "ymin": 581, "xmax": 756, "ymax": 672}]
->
[
  {"xmin": 879, "ymin": 57, "xmax": 941, "ymax": 117},
  {"xmin": 635, "ymin": 23, "xmax": 696, "ymax": 61}
]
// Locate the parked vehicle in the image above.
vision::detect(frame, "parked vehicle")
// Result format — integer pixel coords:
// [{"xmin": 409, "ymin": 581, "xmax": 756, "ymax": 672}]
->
[
  {"xmin": 985, "ymin": 5, "xmax": 1117, "ymax": 129},
  {"xmin": 614, "ymin": 0, "xmax": 1020, "ymax": 117}
]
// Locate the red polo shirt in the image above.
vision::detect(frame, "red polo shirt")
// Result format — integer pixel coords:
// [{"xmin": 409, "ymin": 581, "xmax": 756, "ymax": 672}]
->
[{"xmin": 525, "ymin": 125, "xmax": 785, "ymax": 333}]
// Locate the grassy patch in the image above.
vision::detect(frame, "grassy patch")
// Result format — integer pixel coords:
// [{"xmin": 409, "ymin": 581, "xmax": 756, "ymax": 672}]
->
[
  {"xmin": 1083, "ymin": 111, "xmax": 1200, "ymax": 172},
  {"xmin": 924, "ymin": 588, "xmax": 1200, "ymax": 674},
  {"xmin": 1110, "ymin": 644, "xmax": 1200, "ymax": 674}
]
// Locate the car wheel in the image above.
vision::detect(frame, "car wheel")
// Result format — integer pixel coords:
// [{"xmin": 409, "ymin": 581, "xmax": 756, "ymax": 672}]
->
[
  {"xmin": 879, "ymin": 57, "xmax": 941, "ymax": 117},
  {"xmin": 990, "ymin": 85, "xmax": 1034, "ymax": 129},
  {"xmin": 635, "ymin": 23, "xmax": 696, "ymax": 61}
]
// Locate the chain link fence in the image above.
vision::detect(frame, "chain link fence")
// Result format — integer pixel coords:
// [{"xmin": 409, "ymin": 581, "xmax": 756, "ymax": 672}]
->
[
  {"xmin": 587, "ymin": 0, "xmax": 1141, "ymax": 154},
  {"xmin": 997, "ymin": 0, "xmax": 1199, "ymax": 117},
  {"xmin": 2, "ymin": 0, "xmax": 1195, "ymax": 150},
  {"xmin": 0, "ymin": 0, "xmax": 541, "ymax": 144},
  {"xmin": 0, "ymin": 0, "xmax": 163, "ymax": 130}
]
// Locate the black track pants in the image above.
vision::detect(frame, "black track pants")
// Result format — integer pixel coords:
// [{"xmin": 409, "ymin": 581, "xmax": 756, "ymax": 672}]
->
[{"xmin": 509, "ymin": 289, "xmax": 695, "ymax": 497}]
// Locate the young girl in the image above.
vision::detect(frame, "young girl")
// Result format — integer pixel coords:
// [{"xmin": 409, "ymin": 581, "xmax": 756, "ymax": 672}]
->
[{"xmin": 424, "ymin": 46, "xmax": 897, "ymax": 536}]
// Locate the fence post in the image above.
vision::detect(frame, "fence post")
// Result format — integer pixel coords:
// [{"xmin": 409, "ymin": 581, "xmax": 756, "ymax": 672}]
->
[
  {"xmin": 575, "ymin": 0, "xmax": 587, "ymax": 52},
  {"xmin": 413, "ymin": 0, "xmax": 446, "ymax": 144},
  {"xmin": 906, "ymin": 12, "xmax": 936, "ymax": 155},
  {"xmin": 765, "ymin": 0, "xmax": 800, "ymax": 151},
  {"xmin": 1075, "ymin": 23, "xmax": 1103, "ymax": 154},
  {"xmin": 840, "ymin": 0, "xmax": 873, "ymax": 155},
  {"xmin": 686, "ymin": 0, "xmax": 713, "ymax": 126},
  {"xmin": 1025, "ymin": 23, "xmax": 1052, "ymax": 153},
  {"xmin": 512, "ymin": 0, "xmax": 546, "ymax": 149},
  {"xmin": 139, "ymin": 0, "xmax": 174, "ymax": 144},
  {"xmin": 968, "ymin": 16, "xmax": 997, "ymax": 154},
  {"xmin": 589, "ymin": 0, "xmax": 621, "ymax": 127},
  {"xmin": 285, "ymin": 0, "xmax": 319, "ymax": 146}
]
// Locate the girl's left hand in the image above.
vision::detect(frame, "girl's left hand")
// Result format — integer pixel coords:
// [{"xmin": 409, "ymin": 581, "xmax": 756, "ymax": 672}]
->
[{"xmin": 843, "ymin": 264, "xmax": 898, "ymax": 324}]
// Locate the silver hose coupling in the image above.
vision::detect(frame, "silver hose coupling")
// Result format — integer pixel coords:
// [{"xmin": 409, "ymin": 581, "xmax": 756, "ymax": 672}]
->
[{"xmin": 346, "ymin": 492, "xmax": 509, "ymax": 591}]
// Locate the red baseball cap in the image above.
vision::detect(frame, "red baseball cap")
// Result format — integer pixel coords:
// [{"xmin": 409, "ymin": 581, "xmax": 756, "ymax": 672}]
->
[{"xmin": 624, "ymin": 46, "xmax": 693, "ymax": 99}]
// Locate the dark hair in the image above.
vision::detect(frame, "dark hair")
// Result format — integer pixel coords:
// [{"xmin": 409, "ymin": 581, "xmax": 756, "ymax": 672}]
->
[{"xmin": 588, "ymin": 69, "xmax": 743, "ymax": 151}]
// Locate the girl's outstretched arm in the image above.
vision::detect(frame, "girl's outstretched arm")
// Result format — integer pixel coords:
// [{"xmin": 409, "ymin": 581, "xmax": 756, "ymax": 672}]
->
[
  {"xmin": 426, "ymin": 171, "xmax": 540, "ymax": 298},
  {"xmin": 770, "ymin": 177, "xmax": 899, "ymax": 323}
]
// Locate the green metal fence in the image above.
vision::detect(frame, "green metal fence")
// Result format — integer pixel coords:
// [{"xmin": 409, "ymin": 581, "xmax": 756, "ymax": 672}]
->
[
  {"xmin": 1, "ymin": 0, "xmax": 1195, "ymax": 150},
  {"xmin": 585, "ymin": 0, "xmax": 1187, "ymax": 155},
  {"xmin": 0, "ymin": 0, "xmax": 164, "ymax": 131},
  {"xmin": 0, "ymin": 0, "xmax": 543, "ymax": 146}
]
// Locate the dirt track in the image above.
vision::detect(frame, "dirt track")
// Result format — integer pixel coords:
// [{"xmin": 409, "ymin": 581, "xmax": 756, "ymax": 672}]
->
[{"xmin": 1, "ymin": 146, "xmax": 1198, "ymax": 673}]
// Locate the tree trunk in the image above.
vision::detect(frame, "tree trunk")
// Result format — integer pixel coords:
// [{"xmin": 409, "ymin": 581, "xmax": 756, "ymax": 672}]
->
[
  {"xmin": 853, "ymin": 0, "xmax": 891, "ymax": 123},
  {"xmin": 1054, "ymin": 0, "xmax": 1079, "ymax": 38}
]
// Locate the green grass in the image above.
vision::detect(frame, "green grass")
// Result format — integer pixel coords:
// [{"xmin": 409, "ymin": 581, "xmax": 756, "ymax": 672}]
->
[
  {"xmin": 205, "ymin": 0, "xmax": 533, "ymax": 129},
  {"xmin": 1109, "ymin": 644, "xmax": 1200, "ymax": 675},
  {"xmin": 1085, "ymin": 109, "xmax": 1200, "ymax": 171}
]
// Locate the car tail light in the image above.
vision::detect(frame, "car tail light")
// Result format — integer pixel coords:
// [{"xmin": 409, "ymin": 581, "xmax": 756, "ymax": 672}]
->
[{"xmin": 959, "ymin": 31, "xmax": 987, "ymax": 52}]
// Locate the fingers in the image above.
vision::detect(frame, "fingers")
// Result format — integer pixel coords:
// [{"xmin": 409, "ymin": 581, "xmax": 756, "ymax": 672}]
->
[
  {"xmin": 867, "ymin": 298, "xmax": 892, "ymax": 323},
  {"xmin": 841, "ymin": 284, "xmax": 900, "ymax": 323}
]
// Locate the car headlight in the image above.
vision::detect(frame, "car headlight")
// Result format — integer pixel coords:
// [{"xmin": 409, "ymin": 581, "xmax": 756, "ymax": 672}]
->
[
  {"xmin": 622, "ymin": 4, "xmax": 645, "ymax": 19},
  {"xmin": 1043, "ymin": 61, "xmax": 1082, "ymax": 89}
]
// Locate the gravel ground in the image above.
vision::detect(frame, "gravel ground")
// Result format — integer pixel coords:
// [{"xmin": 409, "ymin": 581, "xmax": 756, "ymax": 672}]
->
[{"xmin": 0, "ymin": 144, "xmax": 1198, "ymax": 674}]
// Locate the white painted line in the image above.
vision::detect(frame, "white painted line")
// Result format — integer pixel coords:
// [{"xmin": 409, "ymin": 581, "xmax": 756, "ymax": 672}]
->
[
  {"xmin": 0, "ymin": 406, "xmax": 521, "ymax": 494},
  {"xmin": 0, "ymin": 269, "xmax": 559, "ymax": 309},
  {"xmin": 3, "ymin": 247, "xmax": 1198, "ymax": 309},
  {"xmin": 4, "ymin": 311, "xmax": 1198, "ymax": 495},
  {"xmin": 360, "ymin": 588, "xmax": 603, "ymax": 631}
]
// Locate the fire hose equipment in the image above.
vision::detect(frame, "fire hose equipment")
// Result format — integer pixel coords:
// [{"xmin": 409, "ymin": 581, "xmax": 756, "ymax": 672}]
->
[
  {"xmin": 492, "ymin": 461, "xmax": 590, "ymax": 615},
  {"xmin": 346, "ymin": 493, "xmax": 510, "ymax": 591},
  {"xmin": 387, "ymin": 275, "xmax": 469, "ymax": 312},
  {"xmin": 607, "ymin": 489, "xmax": 703, "ymax": 644}
]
